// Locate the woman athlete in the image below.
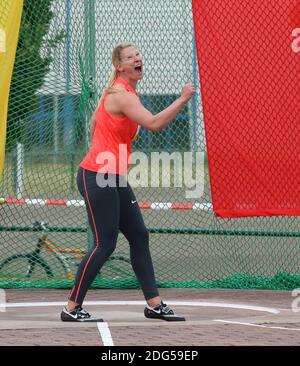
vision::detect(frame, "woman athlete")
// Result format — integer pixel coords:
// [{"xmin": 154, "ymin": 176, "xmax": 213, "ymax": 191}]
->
[{"xmin": 61, "ymin": 42, "xmax": 195, "ymax": 322}]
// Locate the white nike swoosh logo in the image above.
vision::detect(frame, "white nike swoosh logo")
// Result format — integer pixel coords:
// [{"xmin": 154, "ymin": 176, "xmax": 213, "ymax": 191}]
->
[
  {"xmin": 131, "ymin": 200, "xmax": 137, "ymax": 204},
  {"xmin": 147, "ymin": 307, "xmax": 161, "ymax": 314},
  {"xmin": 151, "ymin": 309, "xmax": 161, "ymax": 314},
  {"xmin": 64, "ymin": 310, "xmax": 78, "ymax": 319}
]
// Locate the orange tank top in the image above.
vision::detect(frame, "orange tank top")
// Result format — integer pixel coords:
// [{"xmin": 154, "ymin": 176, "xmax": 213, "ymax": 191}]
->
[{"xmin": 80, "ymin": 77, "xmax": 139, "ymax": 175}]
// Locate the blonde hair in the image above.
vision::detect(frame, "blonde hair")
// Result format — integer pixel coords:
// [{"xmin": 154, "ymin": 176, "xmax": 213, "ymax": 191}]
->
[
  {"xmin": 89, "ymin": 43, "xmax": 137, "ymax": 138},
  {"xmin": 98, "ymin": 42, "xmax": 136, "ymax": 104}
]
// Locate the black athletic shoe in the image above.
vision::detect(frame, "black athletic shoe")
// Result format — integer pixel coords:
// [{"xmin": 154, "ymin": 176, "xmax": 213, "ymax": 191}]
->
[
  {"xmin": 144, "ymin": 302, "xmax": 185, "ymax": 321},
  {"xmin": 60, "ymin": 306, "xmax": 103, "ymax": 322}
]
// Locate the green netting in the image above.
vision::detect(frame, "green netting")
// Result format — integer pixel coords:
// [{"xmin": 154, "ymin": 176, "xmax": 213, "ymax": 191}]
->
[{"xmin": 0, "ymin": 0, "xmax": 299, "ymax": 290}]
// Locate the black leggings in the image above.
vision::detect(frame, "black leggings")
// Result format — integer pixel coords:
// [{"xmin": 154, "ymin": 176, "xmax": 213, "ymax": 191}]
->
[{"xmin": 68, "ymin": 167, "xmax": 159, "ymax": 305}]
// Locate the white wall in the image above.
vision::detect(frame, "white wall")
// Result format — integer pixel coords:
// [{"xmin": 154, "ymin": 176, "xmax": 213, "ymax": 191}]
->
[{"xmin": 94, "ymin": 0, "xmax": 195, "ymax": 95}]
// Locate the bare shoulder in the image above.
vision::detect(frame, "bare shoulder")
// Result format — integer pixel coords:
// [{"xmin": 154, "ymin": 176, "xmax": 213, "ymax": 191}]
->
[
  {"xmin": 111, "ymin": 83, "xmax": 127, "ymax": 93},
  {"xmin": 108, "ymin": 87, "xmax": 138, "ymax": 104},
  {"xmin": 105, "ymin": 86, "xmax": 137, "ymax": 115}
]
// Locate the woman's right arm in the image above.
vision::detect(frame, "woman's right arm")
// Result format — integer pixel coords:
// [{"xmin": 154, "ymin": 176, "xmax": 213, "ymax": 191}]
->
[{"xmin": 117, "ymin": 83, "xmax": 195, "ymax": 133}]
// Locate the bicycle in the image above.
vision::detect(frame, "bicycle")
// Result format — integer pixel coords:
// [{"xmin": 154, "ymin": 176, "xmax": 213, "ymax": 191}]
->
[{"xmin": 0, "ymin": 221, "xmax": 133, "ymax": 281}]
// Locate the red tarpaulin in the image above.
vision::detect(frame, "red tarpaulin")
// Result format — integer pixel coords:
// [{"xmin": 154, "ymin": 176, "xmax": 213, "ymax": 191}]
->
[{"xmin": 192, "ymin": 0, "xmax": 300, "ymax": 217}]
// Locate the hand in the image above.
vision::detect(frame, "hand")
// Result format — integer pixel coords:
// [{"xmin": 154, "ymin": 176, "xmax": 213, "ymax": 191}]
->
[{"xmin": 181, "ymin": 83, "xmax": 196, "ymax": 102}]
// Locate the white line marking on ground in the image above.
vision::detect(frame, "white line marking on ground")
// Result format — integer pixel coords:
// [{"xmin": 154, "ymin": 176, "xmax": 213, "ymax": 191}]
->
[
  {"xmin": 0, "ymin": 300, "xmax": 280, "ymax": 314},
  {"xmin": 0, "ymin": 289, "xmax": 6, "ymax": 312},
  {"xmin": 97, "ymin": 322, "xmax": 114, "ymax": 346},
  {"xmin": 214, "ymin": 319, "xmax": 300, "ymax": 331}
]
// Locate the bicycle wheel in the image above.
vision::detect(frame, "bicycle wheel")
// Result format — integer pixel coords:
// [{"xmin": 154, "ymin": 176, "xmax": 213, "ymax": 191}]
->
[
  {"xmin": 101, "ymin": 254, "xmax": 133, "ymax": 279},
  {"xmin": 0, "ymin": 254, "xmax": 54, "ymax": 280}
]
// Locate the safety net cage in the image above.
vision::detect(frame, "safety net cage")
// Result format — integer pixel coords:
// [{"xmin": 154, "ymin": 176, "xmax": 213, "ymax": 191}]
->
[{"xmin": 0, "ymin": 0, "xmax": 299, "ymax": 290}]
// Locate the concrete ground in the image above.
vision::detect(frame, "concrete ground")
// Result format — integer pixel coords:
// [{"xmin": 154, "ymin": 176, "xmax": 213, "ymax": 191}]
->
[{"xmin": 0, "ymin": 288, "xmax": 299, "ymax": 346}]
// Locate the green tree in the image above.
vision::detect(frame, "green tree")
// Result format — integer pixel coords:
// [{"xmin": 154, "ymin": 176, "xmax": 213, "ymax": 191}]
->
[{"xmin": 7, "ymin": 0, "xmax": 65, "ymax": 150}]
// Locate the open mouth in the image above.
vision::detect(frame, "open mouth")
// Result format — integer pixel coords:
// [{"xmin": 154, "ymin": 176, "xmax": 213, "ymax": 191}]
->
[{"xmin": 134, "ymin": 65, "xmax": 143, "ymax": 73}]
